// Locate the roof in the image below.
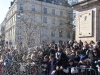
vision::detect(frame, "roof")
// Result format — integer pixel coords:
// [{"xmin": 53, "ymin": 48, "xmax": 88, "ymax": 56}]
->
[{"xmin": 71, "ymin": 0, "xmax": 99, "ymax": 7}]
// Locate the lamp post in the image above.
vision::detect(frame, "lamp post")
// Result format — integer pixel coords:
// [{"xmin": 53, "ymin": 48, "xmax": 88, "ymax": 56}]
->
[{"xmin": 40, "ymin": 1, "xmax": 43, "ymax": 45}]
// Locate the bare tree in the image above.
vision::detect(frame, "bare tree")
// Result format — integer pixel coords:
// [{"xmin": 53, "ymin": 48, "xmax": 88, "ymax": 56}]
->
[
  {"xmin": 58, "ymin": 0, "xmax": 77, "ymax": 39},
  {"xmin": 59, "ymin": 9, "xmax": 76, "ymax": 39},
  {"xmin": 17, "ymin": 12, "xmax": 37, "ymax": 47}
]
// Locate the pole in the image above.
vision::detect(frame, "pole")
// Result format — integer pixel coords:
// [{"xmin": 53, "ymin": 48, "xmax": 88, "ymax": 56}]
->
[{"xmin": 40, "ymin": 1, "xmax": 43, "ymax": 45}]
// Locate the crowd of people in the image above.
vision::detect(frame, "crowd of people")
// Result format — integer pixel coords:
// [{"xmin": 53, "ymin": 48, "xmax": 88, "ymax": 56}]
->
[
  {"xmin": 0, "ymin": 40, "xmax": 100, "ymax": 75},
  {"xmin": 39, "ymin": 40, "xmax": 100, "ymax": 75}
]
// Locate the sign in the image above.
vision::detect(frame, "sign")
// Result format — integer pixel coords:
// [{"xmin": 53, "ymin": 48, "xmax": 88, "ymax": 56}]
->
[{"xmin": 78, "ymin": 10, "xmax": 92, "ymax": 37}]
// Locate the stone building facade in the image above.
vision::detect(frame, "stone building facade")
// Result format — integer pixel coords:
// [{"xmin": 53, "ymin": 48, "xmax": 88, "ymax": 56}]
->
[
  {"xmin": 72, "ymin": 0, "xmax": 100, "ymax": 43},
  {"xmin": 0, "ymin": 18, "xmax": 6, "ymax": 46},
  {"xmin": 4, "ymin": 0, "xmax": 72, "ymax": 47}
]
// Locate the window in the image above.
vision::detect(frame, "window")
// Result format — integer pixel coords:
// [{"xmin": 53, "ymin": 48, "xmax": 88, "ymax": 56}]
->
[
  {"xmin": 43, "ymin": 0, "xmax": 46, "ymax": 2},
  {"xmin": 51, "ymin": 30, "xmax": 55, "ymax": 37},
  {"xmin": 41, "ymin": 29, "xmax": 47, "ymax": 36},
  {"xmin": 18, "ymin": 35, "xmax": 22, "ymax": 40},
  {"xmin": 59, "ymin": 20, "xmax": 62, "ymax": 25},
  {"xmin": 42, "ymin": 40, "xmax": 47, "ymax": 45},
  {"xmin": 59, "ymin": 30, "xmax": 63, "ymax": 37},
  {"xmin": 20, "ymin": 4, "xmax": 23, "ymax": 10},
  {"xmin": 67, "ymin": 33, "xmax": 71, "ymax": 38},
  {"xmin": 43, "ymin": 7, "xmax": 47, "ymax": 14},
  {"xmin": 19, "ymin": 26, "xmax": 22, "ymax": 33},
  {"xmin": 52, "ymin": 9, "xmax": 55, "ymax": 15},
  {"xmin": 52, "ymin": 18, "xmax": 55, "ymax": 24},
  {"xmin": 32, "ymin": 5, "xmax": 35, "ymax": 11},
  {"xmin": 43, "ymin": 17, "xmax": 47, "ymax": 23},
  {"xmin": 9, "ymin": 41, "xmax": 12, "ymax": 45},
  {"xmin": 59, "ymin": 3, "xmax": 62, "ymax": 6},
  {"xmin": 52, "ymin": 1, "xmax": 54, "ymax": 4},
  {"xmin": 60, "ymin": 11, "xmax": 63, "ymax": 16},
  {"xmin": 1, "ymin": 26, "xmax": 4, "ymax": 31},
  {"xmin": 6, "ymin": 41, "xmax": 8, "ymax": 44},
  {"xmin": 51, "ymin": 40, "xmax": 55, "ymax": 44}
]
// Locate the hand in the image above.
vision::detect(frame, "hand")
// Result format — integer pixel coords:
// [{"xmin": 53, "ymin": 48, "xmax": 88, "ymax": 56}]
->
[
  {"xmin": 43, "ymin": 69, "xmax": 46, "ymax": 71},
  {"xmin": 86, "ymin": 58, "xmax": 91, "ymax": 61},
  {"xmin": 42, "ymin": 64, "xmax": 44, "ymax": 66},
  {"xmin": 56, "ymin": 66, "xmax": 59, "ymax": 70},
  {"xmin": 60, "ymin": 66, "xmax": 63, "ymax": 70},
  {"xmin": 51, "ymin": 70, "xmax": 56, "ymax": 75},
  {"xmin": 98, "ymin": 67, "xmax": 100, "ymax": 70},
  {"xmin": 79, "ymin": 61, "xmax": 82, "ymax": 63},
  {"xmin": 44, "ymin": 64, "xmax": 47, "ymax": 67}
]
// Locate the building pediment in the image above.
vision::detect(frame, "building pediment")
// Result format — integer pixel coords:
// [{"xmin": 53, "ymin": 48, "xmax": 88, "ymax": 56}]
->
[{"xmin": 72, "ymin": 0, "xmax": 100, "ymax": 10}]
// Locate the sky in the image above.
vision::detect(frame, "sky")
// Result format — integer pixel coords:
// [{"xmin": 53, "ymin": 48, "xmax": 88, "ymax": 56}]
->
[{"xmin": 0, "ymin": 0, "xmax": 13, "ymax": 24}]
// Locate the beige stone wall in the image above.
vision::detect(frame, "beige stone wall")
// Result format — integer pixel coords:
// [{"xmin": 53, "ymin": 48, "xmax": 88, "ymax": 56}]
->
[
  {"xmin": 75, "ymin": 2, "xmax": 100, "ymax": 43},
  {"xmin": 5, "ymin": 2, "xmax": 17, "ymax": 47},
  {"xmin": 95, "ymin": 5, "xmax": 100, "ymax": 41}
]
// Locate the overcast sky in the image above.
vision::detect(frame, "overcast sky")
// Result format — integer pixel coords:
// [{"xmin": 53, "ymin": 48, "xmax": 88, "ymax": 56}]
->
[{"xmin": 0, "ymin": 0, "xmax": 13, "ymax": 24}]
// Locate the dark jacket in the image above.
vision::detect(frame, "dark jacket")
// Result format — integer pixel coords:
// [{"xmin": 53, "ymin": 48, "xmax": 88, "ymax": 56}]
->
[
  {"xmin": 89, "ymin": 50, "xmax": 100, "ymax": 62},
  {"xmin": 69, "ymin": 55, "xmax": 76, "ymax": 61},
  {"xmin": 48, "ymin": 58, "xmax": 56, "ymax": 75},
  {"xmin": 74, "ymin": 55, "xmax": 80, "ymax": 62},
  {"xmin": 49, "ymin": 49, "xmax": 56, "ymax": 55},
  {"xmin": 41, "ymin": 61, "xmax": 49, "ymax": 75},
  {"xmin": 81, "ymin": 48, "xmax": 91, "ymax": 59},
  {"xmin": 88, "ymin": 49, "xmax": 100, "ymax": 68},
  {"xmin": 56, "ymin": 52, "xmax": 68, "ymax": 69}
]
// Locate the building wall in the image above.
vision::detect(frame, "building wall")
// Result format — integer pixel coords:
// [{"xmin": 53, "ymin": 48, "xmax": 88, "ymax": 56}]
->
[
  {"xmin": 0, "ymin": 19, "xmax": 6, "ymax": 46},
  {"xmin": 5, "ymin": 0, "xmax": 72, "ymax": 47},
  {"xmin": 74, "ymin": 0, "xmax": 100, "ymax": 43},
  {"xmin": 5, "ymin": 2, "xmax": 17, "ymax": 47},
  {"xmin": 76, "ymin": 7, "xmax": 97, "ymax": 43}
]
